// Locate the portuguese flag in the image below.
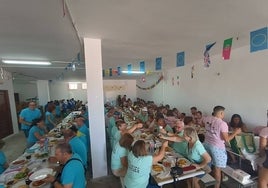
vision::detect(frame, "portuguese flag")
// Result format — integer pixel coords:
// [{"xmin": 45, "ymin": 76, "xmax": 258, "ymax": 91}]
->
[{"xmin": 222, "ymin": 38, "xmax": 233, "ymax": 60}]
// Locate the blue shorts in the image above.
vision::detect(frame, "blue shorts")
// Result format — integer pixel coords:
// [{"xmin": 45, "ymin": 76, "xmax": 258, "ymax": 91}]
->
[{"xmin": 204, "ymin": 143, "xmax": 227, "ymax": 168}]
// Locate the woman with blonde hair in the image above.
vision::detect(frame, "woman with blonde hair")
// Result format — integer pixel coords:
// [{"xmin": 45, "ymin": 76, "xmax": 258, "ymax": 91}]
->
[{"xmin": 183, "ymin": 126, "xmax": 211, "ymax": 188}]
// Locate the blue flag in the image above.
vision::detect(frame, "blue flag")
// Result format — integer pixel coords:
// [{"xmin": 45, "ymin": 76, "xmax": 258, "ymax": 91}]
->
[
  {"xmin": 250, "ymin": 27, "xmax": 268, "ymax": 53},
  {"xmin": 155, "ymin": 57, "xmax": 162, "ymax": 70},
  {"xmin": 117, "ymin": 67, "xmax": 121, "ymax": 76},
  {"xmin": 176, "ymin": 52, "xmax": 185, "ymax": 67},
  {"xmin": 140, "ymin": 61, "xmax": 145, "ymax": 72},
  {"xmin": 204, "ymin": 42, "xmax": 216, "ymax": 67},
  {"xmin": 127, "ymin": 64, "xmax": 132, "ymax": 74}
]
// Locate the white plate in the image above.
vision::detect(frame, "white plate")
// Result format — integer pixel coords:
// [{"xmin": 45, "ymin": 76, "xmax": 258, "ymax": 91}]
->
[
  {"xmin": 29, "ymin": 168, "xmax": 53, "ymax": 181},
  {"xmin": 176, "ymin": 158, "xmax": 191, "ymax": 167}
]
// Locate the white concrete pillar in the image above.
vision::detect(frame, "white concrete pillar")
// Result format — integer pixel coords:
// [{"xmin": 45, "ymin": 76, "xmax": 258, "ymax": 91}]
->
[
  {"xmin": 84, "ymin": 38, "xmax": 107, "ymax": 178},
  {"xmin": 36, "ymin": 80, "xmax": 50, "ymax": 107}
]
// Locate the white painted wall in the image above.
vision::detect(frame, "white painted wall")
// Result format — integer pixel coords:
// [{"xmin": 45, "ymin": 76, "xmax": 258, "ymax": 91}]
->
[
  {"xmin": 137, "ymin": 45, "xmax": 268, "ymax": 130},
  {"xmin": 49, "ymin": 81, "xmax": 88, "ymax": 102},
  {"xmin": 48, "ymin": 80, "xmax": 137, "ymax": 105},
  {"xmin": 13, "ymin": 82, "xmax": 37, "ymax": 102},
  {"xmin": 0, "ymin": 73, "xmax": 19, "ymax": 134},
  {"xmin": 103, "ymin": 80, "xmax": 137, "ymax": 105}
]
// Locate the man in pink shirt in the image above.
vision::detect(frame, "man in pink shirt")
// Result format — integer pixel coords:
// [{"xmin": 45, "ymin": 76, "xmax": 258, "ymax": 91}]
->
[{"xmin": 204, "ymin": 106, "xmax": 241, "ymax": 188}]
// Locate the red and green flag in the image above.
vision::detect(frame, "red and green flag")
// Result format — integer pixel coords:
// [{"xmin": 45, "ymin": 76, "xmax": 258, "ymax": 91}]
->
[{"xmin": 222, "ymin": 38, "xmax": 233, "ymax": 60}]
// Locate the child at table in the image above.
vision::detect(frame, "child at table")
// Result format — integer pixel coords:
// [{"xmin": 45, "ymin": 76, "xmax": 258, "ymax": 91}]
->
[{"xmin": 0, "ymin": 139, "xmax": 9, "ymax": 174}]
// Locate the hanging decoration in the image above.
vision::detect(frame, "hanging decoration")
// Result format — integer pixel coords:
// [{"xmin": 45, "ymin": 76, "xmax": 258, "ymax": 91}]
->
[
  {"xmin": 222, "ymin": 38, "xmax": 233, "ymax": 60},
  {"xmin": 136, "ymin": 74, "xmax": 164, "ymax": 90},
  {"xmin": 176, "ymin": 76, "xmax": 180, "ymax": 86},
  {"xmin": 250, "ymin": 27, "xmax": 268, "ymax": 53},
  {"xmin": 176, "ymin": 51, "xmax": 185, "ymax": 67},
  {"xmin": 203, "ymin": 42, "xmax": 216, "ymax": 67},
  {"xmin": 191, "ymin": 65, "xmax": 195, "ymax": 79},
  {"xmin": 172, "ymin": 77, "xmax": 174, "ymax": 86}
]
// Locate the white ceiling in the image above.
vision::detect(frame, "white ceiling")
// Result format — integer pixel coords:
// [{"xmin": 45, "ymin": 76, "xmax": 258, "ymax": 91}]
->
[{"xmin": 1, "ymin": 0, "xmax": 268, "ymax": 82}]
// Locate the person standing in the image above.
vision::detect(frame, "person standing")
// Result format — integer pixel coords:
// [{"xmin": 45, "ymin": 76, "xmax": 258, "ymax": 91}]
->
[
  {"xmin": 258, "ymin": 127, "xmax": 268, "ymax": 188},
  {"xmin": 203, "ymin": 106, "xmax": 241, "ymax": 188},
  {"xmin": 19, "ymin": 101, "xmax": 41, "ymax": 138}
]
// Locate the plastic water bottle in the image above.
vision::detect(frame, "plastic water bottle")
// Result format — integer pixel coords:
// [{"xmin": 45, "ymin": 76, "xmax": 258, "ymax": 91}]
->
[{"xmin": 44, "ymin": 138, "xmax": 49, "ymax": 153}]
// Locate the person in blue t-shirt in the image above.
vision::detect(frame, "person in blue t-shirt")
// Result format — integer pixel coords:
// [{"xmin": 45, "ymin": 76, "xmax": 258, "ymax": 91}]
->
[
  {"xmin": 74, "ymin": 116, "xmax": 90, "ymax": 153},
  {"xmin": 124, "ymin": 140, "xmax": 168, "ymax": 188},
  {"xmin": 27, "ymin": 118, "xmax": 47, "ymax": 148},
  {"xmin": 111, "ymin": 133, "xmax": 134, "ymax": 187},
  {"xmin": 19, "ymin": 101, "xmax": 42, "ymax": 137},
  {"xmin": 0, "ymin": 140, "xmax": 9, "ymax": 174},
  {"xmin": 63, "ymin": 128, "xmax": 87, "ymax": 169},
  {"xmin": 45, "ymin": 103, "xmax": 57, "ymax": 131},
  {"xmin": 44, "ymin": 143, "xmax": 86, "ymax": 188}
]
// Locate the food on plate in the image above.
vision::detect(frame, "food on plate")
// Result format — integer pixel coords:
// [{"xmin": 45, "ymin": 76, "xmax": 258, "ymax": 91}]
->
[
  {"xmin": 6, "ymin": 180, "xmax": 15, "ymax": 186},
  {"xmin": 152, "ymin": 164, "xmax": 164, "ymax": 172},
  {"xmin": 18, "ymin": 185, "xmax": 29, "ymax": 188},
  {"xmin": 140, "ymin": 133, "xmax": 147, "ymax": 139},
  {"xmin": 14, "ymin": 171, "xmax": 27, "ymax": 179},
  {"xmin": 165, "ymin": 147, "xmax": 172, "ymax": 152},
  {"xmin": 35, "ymin": 153, "xmax": 49, "ymax": 159},
  {"xmin": 163, "ymin": 160, "xmax": 171, "ymax": 167},
  {"xmin": 32, "ymin": 180, "xmax": 45, "ymax": 187},
  {"xmin": 12, "ymin": 159, "xmax": 26, "ymax": 165},
  {"xmin": 177, "ymin": 158, "xmax": 187, "ymax": 167}
]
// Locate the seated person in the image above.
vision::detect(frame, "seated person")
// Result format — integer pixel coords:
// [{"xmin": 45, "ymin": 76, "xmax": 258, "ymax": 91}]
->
[
  {"xmin": 152, "ymin": 116, "xmax": 174, "ymax": 135},
  {"xmin": 44, "ymin": 143, "xmax": 86, "ymax": 188},
  {"xmin": 183, "ymin": 126, "xmax": 211, "ymax": 188},
  {"xmin": 27, "ymin": 117, "xmax": 47, "ymax": 148},
  {"xmin": 159, "ymin": 120, "xmax": 187, "ymax": 157},
  {"xmin": 110, "ymin": 119, "xmax": 142, "ymax": 149},
  {"xmin": 164, "ymin": 110, "xmax": 177, "ymax": 128},
  {"xmin": 0, "ymin": 140, "xmax": 9, "ymax": 174},
  {"xmin": 136, "ymin": 107, "xmax": 148, "ymax": 123},
  {"xmin": 228, "ymin": 114, "xmax": 248, "ymax": 163},
  {"xmin": 258, "ymin": 127, "xmax": 268, "ymax": 187}
]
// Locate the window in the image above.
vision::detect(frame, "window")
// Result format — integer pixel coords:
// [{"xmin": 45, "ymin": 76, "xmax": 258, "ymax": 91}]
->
[
  {"xmin": 68, "ymin": 82, "xmax": 78, "ymax": 90},
  {"xmin": 82, "ymin": 82, "xmax": 87, "ymax": 89}
]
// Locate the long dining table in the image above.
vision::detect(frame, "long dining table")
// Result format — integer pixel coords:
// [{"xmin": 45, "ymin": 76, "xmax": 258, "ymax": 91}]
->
[{"xmin": 0, "ymin": 111, "xmax": 80, "ymax": 188}]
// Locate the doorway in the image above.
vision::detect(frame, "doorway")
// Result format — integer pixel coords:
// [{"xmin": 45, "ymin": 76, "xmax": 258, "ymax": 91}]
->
[{"xmin": 0, "ymin": 90, "xmax": 13, "ymax": 138}]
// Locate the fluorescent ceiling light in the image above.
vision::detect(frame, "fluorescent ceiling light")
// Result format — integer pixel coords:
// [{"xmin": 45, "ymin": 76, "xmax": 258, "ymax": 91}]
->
[
  {"xmin": 2, "ymin": 60, "xmax": 51, "ymax": 65},
  {"xmin": 121, "ymin": 70, "xmax": 145, "ymax": 74}
]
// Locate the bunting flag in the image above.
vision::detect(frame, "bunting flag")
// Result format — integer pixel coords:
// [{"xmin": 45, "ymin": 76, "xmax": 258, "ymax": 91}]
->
[
  {"xmin": 140, "ymin": 61, "xmax": 145, "ymax": 72},
  {"xmin": 176, "ymin": 51, "xmax": 185, "ymax": 67},
  {"xmin": 204, "ymin": 42, "xmax": 216, "ymax": 67},
  {"xmin": 250, "ymin": 27, "xmax": 268, "ymax": 53},
  {"xmin": 127, "ymin": 64, "xmax": 132, "ymax": 74},
  {"xmin": 136, "ymin": 75, "xmax": 164, "ymax": 90},
  {"xmin": 155, "ymin": 57, "xmax": 162, "ymax": 70},
  {"xmin": 222, "ymin": 38, "xmax": 233, "ymax": 60},
  {"xmin": 102, "ymin": 70, "xmax": 105, "ymax": 77},
  {"xmin": 117, "ymin": 67, "xmax": 121, "ymax": 76},
  {"xmin": 109, "ymin": 68, "xmax": 112, "ymax": 77},
  {"xmin": 105, "ymin": 69, "xmax": 109, "ymax": 76}
]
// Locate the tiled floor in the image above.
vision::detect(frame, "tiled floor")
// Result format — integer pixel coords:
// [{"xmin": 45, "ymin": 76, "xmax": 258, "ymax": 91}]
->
[{"xmin": 2, "ymin": 132, "xmax": 259, "ymax": 188}]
